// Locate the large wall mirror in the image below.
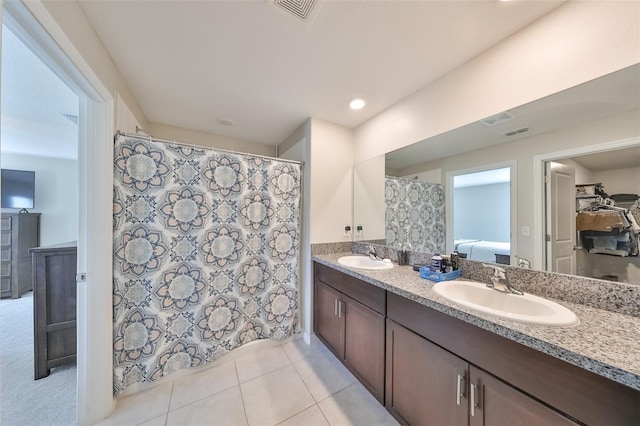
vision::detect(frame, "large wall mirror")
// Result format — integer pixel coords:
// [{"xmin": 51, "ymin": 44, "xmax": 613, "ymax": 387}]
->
[{"xmin": 353, "ymin": 63, "xmax": 640, "ymax": 285}]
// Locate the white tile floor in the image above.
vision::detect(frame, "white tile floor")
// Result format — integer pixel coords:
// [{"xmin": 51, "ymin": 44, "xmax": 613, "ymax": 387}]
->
[{"xmin": 98, "ymin": 337, "xmax": 399, "ymax": 426}]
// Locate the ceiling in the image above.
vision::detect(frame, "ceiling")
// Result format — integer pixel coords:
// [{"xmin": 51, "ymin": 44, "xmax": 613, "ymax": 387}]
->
[
  {"xmin": 78, "ymin": 0, "xmax": 564, "ymax": 145},
  {"xmin": 1, "ymin": 25, "xmax": 79, "ymax": 159}
]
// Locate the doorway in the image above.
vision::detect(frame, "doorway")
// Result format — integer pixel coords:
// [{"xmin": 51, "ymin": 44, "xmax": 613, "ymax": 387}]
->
[
  {"xmin": 2, "ymin": 1, "xmax": 115, "ymax": 423},
  {"xmin": 542, "ymin": 142, "xmax": 640, "ymax": 283},
  {"xmin": 0, "ymin": 20, "xmax": 79, "ymax": 424},
  {"xmin": 446, "ymin": 162, "xmax": 517, "ymax": 265}
]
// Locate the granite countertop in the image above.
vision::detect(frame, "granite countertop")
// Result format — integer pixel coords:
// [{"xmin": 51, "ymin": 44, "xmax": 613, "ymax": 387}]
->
[{"xmin": 313, "ymin": 252, "xmax": 640, "ymax": 391}]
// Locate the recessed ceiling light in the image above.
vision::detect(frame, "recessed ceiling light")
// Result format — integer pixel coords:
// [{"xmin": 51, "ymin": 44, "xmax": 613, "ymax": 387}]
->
[
  {"xmin": 217, "ymin": 118, "xmax": 234, "ymax": 126},
  {"xmin": 349, "ymin": 98, "xmax": 366, "ymax": 110}
]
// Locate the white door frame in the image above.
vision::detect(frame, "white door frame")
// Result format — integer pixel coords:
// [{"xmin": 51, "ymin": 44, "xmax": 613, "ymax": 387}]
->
[
  {"xmin": 3, "ymin": 1, "xmax": 115, "ymax": 424},
  {"xmin": 532, "ymin": 136, "xmax": 640, "ymax": 271},
  {"xmin": 445, "ymin": 160, "xmax": 518, "ymax": 265}
]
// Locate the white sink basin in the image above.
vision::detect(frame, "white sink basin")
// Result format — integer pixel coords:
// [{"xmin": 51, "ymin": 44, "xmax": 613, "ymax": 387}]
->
[
  {"xmin": 337, "ymin": 255, "xmax": 393, "ymax": 271},
  {"xmin": 432, "ymin": 280, "xmax": 579, "ymax": 327}
]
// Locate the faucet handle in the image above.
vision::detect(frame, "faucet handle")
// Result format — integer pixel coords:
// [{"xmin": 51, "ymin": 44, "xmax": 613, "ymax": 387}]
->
[{"xmin": 482, "ymin": 263, "xmax": 506, "ymax": 279}]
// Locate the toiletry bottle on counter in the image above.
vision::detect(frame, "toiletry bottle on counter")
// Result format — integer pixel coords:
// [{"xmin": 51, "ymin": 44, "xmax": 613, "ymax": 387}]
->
[{"xmin": 430, "ymin": 253, "xmax": 443, "ymax": 272}]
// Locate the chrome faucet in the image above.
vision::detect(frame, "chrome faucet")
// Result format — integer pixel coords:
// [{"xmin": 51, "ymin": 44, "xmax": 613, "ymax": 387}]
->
[
  {"xmin": 368, "ymin": 245, "xmax": 383, "ymax": 261},
  {"xmin": 518, "ymin": 257, "xmax": 531, "ymax": 269},
  {"xmin": 482, "ymin": 264, "xmax": 523, "ymax": 295}
]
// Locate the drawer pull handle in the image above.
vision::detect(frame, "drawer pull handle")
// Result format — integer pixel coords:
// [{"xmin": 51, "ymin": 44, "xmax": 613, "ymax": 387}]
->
[
  {"xmin": 456, "ymin": 374, "xmax": 465, "ymax": 405},
  {"xmin": 338, "ymin": 300, "xmax": 342, "ymax": 318},
  {"xmin": 470, "ymin": 383, "xmax": 478, "ymax": 417},
  {"xmin": 334, "ymin": 299, "xmax": 338, "ymax": 316}
]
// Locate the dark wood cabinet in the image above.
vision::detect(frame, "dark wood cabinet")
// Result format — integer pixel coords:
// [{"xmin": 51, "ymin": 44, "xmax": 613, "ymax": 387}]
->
[
  {"xmin": 387, "ymin": 291, "xmax": 639, "ymax": 426},
  {"xmin": 315, "ymin": 280, "xmax": 345, "ymax": 358},
  {"xmin": 1, "ymin": 213, "xmax": 40, "ymax": 299},
  {"xmin": 30, "ymin": 242, "xmax": 77, "ymax": 379},
  {"xmin": 386, "ymin": 318, "xmax": 468, "ymax": 426},
  {"xmin": 469, "ymin": 366, "xmax": 576, "ymax": 426},
  {"xmin": 313, "ymin": 262, "xmax": 639, "ymax": 426},
  {"xmin": 386, "ymin": 318, "xmax": 577, "ymax": 426},
  {"xmin": 343, "ymin": 292, "xmax": 385, "ymax": 401},
  {"xmin": 313, "ymin": 262, "xmax": 386, "ymax": 402}
]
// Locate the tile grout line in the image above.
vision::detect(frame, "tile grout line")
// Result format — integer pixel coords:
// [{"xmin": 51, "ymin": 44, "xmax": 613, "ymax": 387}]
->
[
  {"xmin": 165, "ymin": 381, "xmax": 175, "ymax": 426},
  {"xmin": 165, "ymin": 362, "xmax": 241, "ymax": 413},
  {"xmin": 234, "ymin": 361, "xmax": 251, "ymax": 426},
  {"xmin": 287, "ymin": 356, "xmax": 332, "ymax": 426}
]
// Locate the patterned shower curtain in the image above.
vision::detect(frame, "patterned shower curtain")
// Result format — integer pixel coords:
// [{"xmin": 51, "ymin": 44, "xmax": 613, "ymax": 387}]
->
[
  {"xmin": 112, "ymin": 134, "xmax": 301, "ymax": 394},
  {"xmin": 385, "ymin": 176, "xmax": 445, "ymax": 254}
]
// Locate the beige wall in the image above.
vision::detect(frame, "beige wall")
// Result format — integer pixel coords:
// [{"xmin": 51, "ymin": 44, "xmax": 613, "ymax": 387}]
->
[
  {"xmin": 353, "ymin": 155, "xmax": 385, "ymax": 241},
  {"xmin": 147, "ymin": 121, "xmax": 275, "ymax": 156},
  {"xmin": 309, "ymin": 118, "xmax": 354, "ymax": 244},
  {"xmin": 354, "ymin": 1, "xmax": 640, "ymax": 163},
  {"xmin": 397, "ymin": 110, "xmax": 640, "ymax": 263},
  {"xmin": 593, "ymin": 167, "xmax": 640, "ymax": 196}
]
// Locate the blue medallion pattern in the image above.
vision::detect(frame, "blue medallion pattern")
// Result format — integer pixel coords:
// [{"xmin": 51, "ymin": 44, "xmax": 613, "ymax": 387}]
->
[
  {"xmin": 113, "ymin": 134, "xmax": 301, "ymax": 394},
  {"xmin": 385, "ymin": 176, "xmax": 445, "ymax": 254}
]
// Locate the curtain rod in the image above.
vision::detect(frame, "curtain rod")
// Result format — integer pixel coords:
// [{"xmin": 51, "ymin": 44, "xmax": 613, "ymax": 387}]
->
[{"xmin": 114, "ymin": 130, "xmax": 304, "ymax": 166}]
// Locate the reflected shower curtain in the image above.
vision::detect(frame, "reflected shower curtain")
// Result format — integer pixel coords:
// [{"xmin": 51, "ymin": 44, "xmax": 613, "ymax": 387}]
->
[
  {"xmin": 385, "ymin": 176, "xmax": 445, "ymax": 254},
  {"xmin": 112, "ymin": 134, "xmax": 301, "ymax": 394}
]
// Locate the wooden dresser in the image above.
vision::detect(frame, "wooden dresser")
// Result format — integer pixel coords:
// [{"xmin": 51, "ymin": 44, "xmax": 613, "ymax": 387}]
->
[
  {"xmin": 30, "ymin": 241, "xmax": 77, "ymax": 379},
  {"xmin": 1, "ymin": 212, "xmax": 40, "ymax": 299}
]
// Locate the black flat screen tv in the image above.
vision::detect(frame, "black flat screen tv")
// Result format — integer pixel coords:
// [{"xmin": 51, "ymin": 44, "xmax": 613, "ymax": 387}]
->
[{"xmin": 1, "ymin": 169, "xmax": 35, "ymax": 209}]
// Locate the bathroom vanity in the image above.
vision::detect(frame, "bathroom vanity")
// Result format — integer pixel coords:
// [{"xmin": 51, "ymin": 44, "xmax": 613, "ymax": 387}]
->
[{"xmin": 313, "ymin": 255, "xmax": 640, "ymax": 426}]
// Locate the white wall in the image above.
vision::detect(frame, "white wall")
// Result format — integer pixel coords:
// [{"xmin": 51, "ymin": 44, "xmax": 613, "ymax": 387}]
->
[
  {"xmin": 40, "ymin": 0, "xmax": 147, "ymax": 131},
  {"xmin": 354, "ymin": 1, "xmax": 640, "ymax": 163},
  {"xmin": 309, "ymin": 118, "xmax": 354, "ymax": 244},
  {"xmin": 1, "ymin": 152, "xmax": 77, "ymax": 246},
  {"xmin": 454, "ymin": 183, "xmax": 510, "ymax": 242},
  {"xmin": 353, "ymin": 155, "xmax": 385, "ymax": 241}
]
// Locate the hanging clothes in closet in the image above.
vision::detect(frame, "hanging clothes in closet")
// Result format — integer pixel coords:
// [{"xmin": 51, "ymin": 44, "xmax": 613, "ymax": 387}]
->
[{"xmin": 576, "ymin": 194, "xmax": 640, "ymax": 257}]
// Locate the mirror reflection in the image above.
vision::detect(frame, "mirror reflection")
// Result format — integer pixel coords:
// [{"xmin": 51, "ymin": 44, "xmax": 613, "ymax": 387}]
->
[{"xmin": 353, "ymin": 64, "xmax": 640, "ymax": 285}]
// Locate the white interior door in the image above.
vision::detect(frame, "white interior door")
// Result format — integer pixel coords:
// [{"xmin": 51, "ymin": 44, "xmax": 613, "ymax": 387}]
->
[{"xmin": 545, "ymin": 162, "xmax": 576, "ymax": 274}]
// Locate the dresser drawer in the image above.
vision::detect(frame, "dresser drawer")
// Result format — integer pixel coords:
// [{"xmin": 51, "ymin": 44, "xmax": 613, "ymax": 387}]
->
[
  {"xmin": 1, "ymin": 261, "xmax": 11, "ymax": 277},
  {"xmin": 0, "ymin": 216, "xmax": 11, "ymax": 231},
  {"xmin": 1, "ymin": 278, "xmax": 10, "ymax": 293},
  {"xmin": 1, "ymin": 231, "xmax": 11, "ymax": 247},
  {"xmin": 1, "ymin": 246, "xmax": 11, "ymax": 262}
]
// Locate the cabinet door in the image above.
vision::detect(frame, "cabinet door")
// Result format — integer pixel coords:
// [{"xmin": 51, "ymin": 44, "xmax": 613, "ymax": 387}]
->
[
  {"xmin": 386, "ymin": 319, "xmax": 468, "ymax": 426},
  {"xmin": 314, "ymin": 280, "xmax": 345, "ymax": 359},
  {"xmin": 469, "ymin": 366, "xmax": 578, "ymax": 426},
  {"xmin": 343, "ymin": 294, "xmax": 385, "ymax": 403}
]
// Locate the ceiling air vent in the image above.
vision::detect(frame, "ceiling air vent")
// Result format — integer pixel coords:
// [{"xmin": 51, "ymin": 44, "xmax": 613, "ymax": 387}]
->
[
  {"xmin": 504, "ymin": 127, "xmax": 530, "ymax": 137},
  {"xmin": 62, "ymin": 113, "xmax": 78, "ymax": 125},
  {"xmin": 271, "ymin": 0, "xmax": 320, "ymax": 23},
  {"xmin": 481, "ymin": 111, "xmax": 514, "ymax": 127}
]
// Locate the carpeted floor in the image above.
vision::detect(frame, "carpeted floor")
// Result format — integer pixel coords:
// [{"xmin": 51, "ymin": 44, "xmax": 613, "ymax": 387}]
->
[{"xmin": 0, "ymin": 291, "xmax": 76, "ymax": 425}]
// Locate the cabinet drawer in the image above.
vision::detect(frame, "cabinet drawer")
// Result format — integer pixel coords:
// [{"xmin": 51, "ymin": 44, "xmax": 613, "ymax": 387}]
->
[
  {"xmin": 0, "ymin": 216, "xmax": 11, "ymax": 231},
  {"xmin": 314, "ymin": 262, "xmax": 386, "ymax": 314}
]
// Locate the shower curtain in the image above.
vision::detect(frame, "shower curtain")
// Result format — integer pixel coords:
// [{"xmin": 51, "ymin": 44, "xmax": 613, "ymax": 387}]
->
[{"xmin": 112, "ymin": 133, "xmax": 301, "ymax": 394}]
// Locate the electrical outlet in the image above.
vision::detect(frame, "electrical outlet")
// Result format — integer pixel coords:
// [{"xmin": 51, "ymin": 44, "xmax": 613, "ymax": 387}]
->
[
  {"xmin": 356, "ymin": 225, "xmax": 363, "ymax": 236},
  {"xmin": 344, "ymin": 225, "xmax": 352, "ymax": 237}
]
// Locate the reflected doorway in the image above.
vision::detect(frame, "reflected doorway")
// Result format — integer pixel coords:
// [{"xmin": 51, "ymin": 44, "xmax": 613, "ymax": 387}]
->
[
  {"xmin": 543, "ymin": 145, "xmax": 640, "ymax": 283},
  {"xmin": 446, "ymin": 163, "xmax": 516, "ymax": 265}
]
